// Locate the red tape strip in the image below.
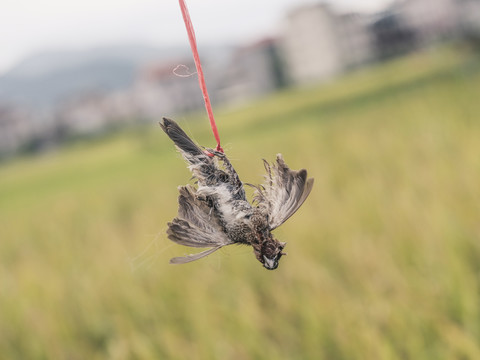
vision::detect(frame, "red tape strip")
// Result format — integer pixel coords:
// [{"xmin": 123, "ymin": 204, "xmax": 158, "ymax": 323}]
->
[{"xmin": 178, "ymin": 0, "xmax": 223, "ymax": 154}]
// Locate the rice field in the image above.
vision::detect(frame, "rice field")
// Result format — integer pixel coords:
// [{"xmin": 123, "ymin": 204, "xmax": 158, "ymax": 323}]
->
[{"xmin": 1, "ymin": 46, "xmax": 480, "ymax": 359}]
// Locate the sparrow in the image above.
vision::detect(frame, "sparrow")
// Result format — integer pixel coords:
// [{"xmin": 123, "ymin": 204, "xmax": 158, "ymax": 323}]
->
[{"xmin": 160, "ymin": 117, "xmax": 314, "ymax": 270}]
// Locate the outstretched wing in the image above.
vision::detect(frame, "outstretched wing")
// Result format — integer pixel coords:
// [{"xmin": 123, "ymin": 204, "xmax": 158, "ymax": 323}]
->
[
  {"xmin": 167, "ymin": 185, "xmax": 233, "ymax": 264},
  {"xmin": 253, "ymin": 154, "xmax": 314, "ymax": 230}
]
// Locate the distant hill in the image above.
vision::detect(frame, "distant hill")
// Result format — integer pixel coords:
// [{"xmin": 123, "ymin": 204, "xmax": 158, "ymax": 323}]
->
[{"xmin": 0, "ymin": 44, "xmax": 231, "ymax": 109}]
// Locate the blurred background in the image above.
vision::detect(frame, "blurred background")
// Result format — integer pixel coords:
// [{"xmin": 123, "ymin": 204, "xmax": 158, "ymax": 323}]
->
[{"xmin": 1, "ymin": 0, "xmax": 480, "ymax": 359}]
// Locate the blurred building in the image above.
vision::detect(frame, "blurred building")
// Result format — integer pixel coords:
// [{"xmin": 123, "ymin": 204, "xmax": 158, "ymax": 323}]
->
[
  {"xmin": 280, "ymin": 3, "xmax": 373, "ymax": 85},
  {"xmin": 133, "ymin": 60, "xmax": 205, "ymax": 119},
  {"xmin": 0, "ymin": 105, "xmax": 32, "ymax": 155},
  {"xmin": 337, "ymin": 13, "xmax": 376, "ymax": 68},
  {"xmin": 396, "ymin": 0, "xmax": 462, "ymax": 44},
  {"xmin": 0, "ymin": 105, "xmax": 57, "ymax": 156},
  {"xmin": 459, "ymin": 0, "xmax": 480, "ymax": 36},
  {"xmin": 371, "ymin": 12, "xmax": 417, "ymax": 59},
  {"xmin": 394, "ymin": 0, "xmax": 480, "ymax": 44},
  {"xmin": 56, "ymin": 90, "xmax": 137, "ymax": 137},
  {"xmin": 217, "ymin": 38, "xmax": 286, "ymax": 105},
  {"xmin": 57, "ymin": 93, "xmax": 113, "ymax": 136}
]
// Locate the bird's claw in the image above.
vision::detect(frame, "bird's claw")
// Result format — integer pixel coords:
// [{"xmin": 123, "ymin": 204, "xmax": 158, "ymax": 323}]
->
[{"xmin": 203, "ymin": 147, "xmax": 225, "ymax": 158}]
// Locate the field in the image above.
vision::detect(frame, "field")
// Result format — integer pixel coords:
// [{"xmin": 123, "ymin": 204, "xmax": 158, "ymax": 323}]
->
[{"xmin": 1, "ymin": 46, "xmax": 480, "ymax": 359}]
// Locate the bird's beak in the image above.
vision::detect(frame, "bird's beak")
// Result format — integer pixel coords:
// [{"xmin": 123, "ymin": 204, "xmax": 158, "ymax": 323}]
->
[{"xmin": 263, "ymin": 255, "xmax": 278, "ymax": 270}]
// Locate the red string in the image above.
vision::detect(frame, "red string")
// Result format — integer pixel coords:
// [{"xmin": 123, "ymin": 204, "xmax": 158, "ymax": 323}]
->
[{"xmin": 178, "ymin": 0, "xmax": 223, "ymax": 154}]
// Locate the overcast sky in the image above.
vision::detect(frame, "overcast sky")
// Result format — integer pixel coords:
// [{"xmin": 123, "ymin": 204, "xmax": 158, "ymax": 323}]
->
[{"xmin": 1, "ymin": 0, "xmax": 391, "ymax": 75}]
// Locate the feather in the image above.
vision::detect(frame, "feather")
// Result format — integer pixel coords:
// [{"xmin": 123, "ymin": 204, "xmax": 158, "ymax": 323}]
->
[
  {"xmin": 177, "ymin": 185, "xmax": 222, "ymax": 233},
  {"xmin": 170, "ymin": 246, "xmax": 223, "ymax": 264},
  {"xmin": 160, "ymin": 117, "xmax": 204, "ymax": 158},
  {"xmin": 167, "ymin": 217, "xmax": 232, "ymax": 248},
  {"xmin": 166, "ymin": 184, "xmax": 232, "ymax": 257},
  {"xmin": 254, "ymin": 154, "xmax": 314, "ymax": 230}
]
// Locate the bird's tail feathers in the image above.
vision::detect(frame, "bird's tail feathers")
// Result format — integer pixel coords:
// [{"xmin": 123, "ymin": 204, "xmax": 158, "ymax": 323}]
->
[{"xmin": 160, "ymin": 117, "xmax": 205, "ymax": 160}]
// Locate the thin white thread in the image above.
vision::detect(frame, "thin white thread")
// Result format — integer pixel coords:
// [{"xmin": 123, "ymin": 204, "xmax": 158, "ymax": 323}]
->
[
  {"xmin": 128, "ymin": 232, "xmax": 174, "ymax": 272},
  {"xmin": 173, "ymin": 64, "xmax": 197, "ymax": 78}
]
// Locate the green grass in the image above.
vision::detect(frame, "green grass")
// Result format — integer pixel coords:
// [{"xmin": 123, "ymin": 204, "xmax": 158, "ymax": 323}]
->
[{"xmin": 1, "ymin": 46, "xmax": 480, "ymax": 359}]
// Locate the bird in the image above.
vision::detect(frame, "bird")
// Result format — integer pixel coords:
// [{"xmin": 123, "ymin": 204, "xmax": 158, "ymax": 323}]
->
[{"xmin": 160, "ymin": 117, "xmax": 314, "ymax": 270}]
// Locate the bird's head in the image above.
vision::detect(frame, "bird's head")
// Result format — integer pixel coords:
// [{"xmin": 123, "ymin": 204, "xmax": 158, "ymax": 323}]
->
[
  {"xmin": 249, "ymin": 211, "xmax": 286, "ymax": 270},
  {"xmin": 256, "ymin": 237, "xmax": 287, "ymax": 270}
]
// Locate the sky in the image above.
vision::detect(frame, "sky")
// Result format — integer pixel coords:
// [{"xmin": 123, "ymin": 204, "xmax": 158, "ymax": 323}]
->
[{"xmin": 1, "ymin": 0, "xmax": 391, "ymax": 75}]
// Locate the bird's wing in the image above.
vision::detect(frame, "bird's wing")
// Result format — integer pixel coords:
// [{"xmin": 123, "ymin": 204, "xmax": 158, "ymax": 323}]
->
[
  {"xmin": 167, "ymin": 185, "xmax": 233, "ymax": 264},
  {"xmin": 167, "ymin": 218, "xmax": 231, "ymax": 248},
  {"xmin": 253, "ymin": 154, "xmax": 314, "ymax": 230}
]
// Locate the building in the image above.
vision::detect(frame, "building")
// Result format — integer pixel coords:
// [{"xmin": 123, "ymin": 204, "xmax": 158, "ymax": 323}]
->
[
  {"xmin": 459, "ymin": 0, "xmax": 480, "ymax": 40},
  {"xmin": 216, "ymin": 38, "xmax": 286, "ymax": 105},
  {"xmin": 393, "ymin": 0, "xmax": 480, "ymax": 45},
  {"xmin": 0, "ymin": 105, "xmax": 57, "ymax": 156},
  {"xmin": 0, "ymin": 106, "xmax": 32, "ymax": 155},
  {"xmin": 133, "ymin": 60, "xmax": 206, "ymax": 120},
  {"xmin": 280, "ymin": 3, "xmax": 373, "ymax": 85},
  {"xmin": 396, "ymin": 0, "xmax": 462, "ymax": 44},
  {"xmin": 371, "ymin": 11, "xmax": 417, "ymax": 59}
]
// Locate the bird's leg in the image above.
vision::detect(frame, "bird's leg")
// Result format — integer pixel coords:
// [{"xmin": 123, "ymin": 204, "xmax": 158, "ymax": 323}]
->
[
  {"xmin": 218, "ymin": 155, "xmax": 246, "ymax": 200},
  {"xmin": 203, "ymin": 147, "xmax": 224, "ymax": 158}
]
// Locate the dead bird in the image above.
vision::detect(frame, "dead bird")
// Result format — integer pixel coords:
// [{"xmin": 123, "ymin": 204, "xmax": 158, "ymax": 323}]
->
[{"xmin": 160, "ymin": 117, "xmax": 314, "ymax": 270}]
